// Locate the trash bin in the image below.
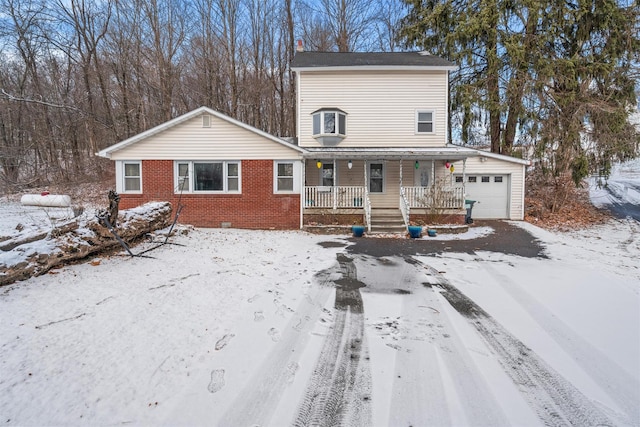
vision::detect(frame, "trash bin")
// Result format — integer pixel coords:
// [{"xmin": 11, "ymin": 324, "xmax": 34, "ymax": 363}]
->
[{"xmin": 464, "ymin": 199, "xmax": 476, "ymax": 224}]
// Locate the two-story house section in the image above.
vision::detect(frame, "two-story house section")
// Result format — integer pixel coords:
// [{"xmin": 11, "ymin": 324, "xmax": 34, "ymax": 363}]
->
[
  {"xmin": 97, "ymin": 50, "xmax": 528, "ymax": 231},
  {"xmin": 291, "ymin": 51, "xmax": 529, "ymax": 231}
]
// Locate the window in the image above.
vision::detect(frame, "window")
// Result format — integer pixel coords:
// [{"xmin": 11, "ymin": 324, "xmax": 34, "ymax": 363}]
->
[
  {"xmin": 481, "ymin": 176, "xmax": 490, "ymax": 183},
  {"xmin": 122, "ymin": 162, "xmax": 142, "ymax": 193},
  {"xmin": 321, "ymin": 163, "xmax": 334, "ymax": 186},
  {"xmin": 174, "ymin": 161, "xmax": 240, "ymax": 193},
  {"xmin": 177, "ymin": 163, "xmax": 189, "ymax": 191},
  {"xmin": 468, "ymin": 176, "xmax": 477, "ymax": 183},
  {"xmin": 416, "ymin": 110, "xmax": 434, "ymax": 133},
  {"xmin": 494, "ymin": 176, "xmax": 503, "ymax": 183},
  {"xmin": 202, "ymin": 114, "xmax": 211, "ymax": 128},
  {"xmin": 276, "ymin": 162, "xmax": 294, "ymax": 191},
  {"xmin": 369, "ymin": 163, "xmax": 384, "ymax": 193},
  {"xmin": 274, "ymin": 161, "xmax": 300, "ymax": 193},
  {"xmin": 227, "ymin": 163, "xmax": 239, "ymax": 191},
  {"xmin": 312, "ymin": 109, "xmax": 346, "ymax": 136},
  {"xmin": 455, "ymin": 176, "xmax": 464, "ymax": 183}
]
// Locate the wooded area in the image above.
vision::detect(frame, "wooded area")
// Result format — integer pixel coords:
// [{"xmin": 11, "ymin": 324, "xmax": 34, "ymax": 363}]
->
[{"xmin": 0, "ymin": 0, "xmax": 638, "ymax": 195}]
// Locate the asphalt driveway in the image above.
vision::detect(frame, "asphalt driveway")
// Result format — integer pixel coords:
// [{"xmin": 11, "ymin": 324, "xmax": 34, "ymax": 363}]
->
[{"xmin": 345, "ymin": 220, "xmax": 547, "ymax": 258}]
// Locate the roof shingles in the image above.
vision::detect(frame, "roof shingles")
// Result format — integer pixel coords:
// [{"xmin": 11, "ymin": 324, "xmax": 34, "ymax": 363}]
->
[{"xmin": 290, "ymin": 51, "xmax": 456, "ymax": 69}]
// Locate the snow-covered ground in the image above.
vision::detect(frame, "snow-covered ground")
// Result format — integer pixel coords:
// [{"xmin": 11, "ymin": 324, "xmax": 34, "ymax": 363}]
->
[
  {"xmin": 0, "ymin": 165, "xmax": 638, "ymax": 425},
  {"xmin": 589, "ymin": 157, "xmax": 640, "ymax": 221}
]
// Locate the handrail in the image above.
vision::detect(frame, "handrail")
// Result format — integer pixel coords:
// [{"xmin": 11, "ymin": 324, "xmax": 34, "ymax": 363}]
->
[
  {"xmin": 364, "ymin": 187, "xmax": 372, "ymax": 233},
  {"xmin": 399, "ymin": 186, "xmax": 410, "ymax": 227}
]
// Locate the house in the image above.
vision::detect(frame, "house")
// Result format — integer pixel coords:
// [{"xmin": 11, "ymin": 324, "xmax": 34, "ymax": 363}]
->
[
  {"xmin": 96, "ymin": 108, "xmax": 306, "ymax": 229},
  {"xmin": 97, "ymin": 51, "xmax": 529, "ymax": 231}
]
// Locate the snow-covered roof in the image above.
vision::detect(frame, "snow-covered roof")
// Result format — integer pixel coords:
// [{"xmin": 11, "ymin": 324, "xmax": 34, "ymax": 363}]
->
[{"xmin": 96, "ymin": 106, "xmax": 305, "ymax": 159}]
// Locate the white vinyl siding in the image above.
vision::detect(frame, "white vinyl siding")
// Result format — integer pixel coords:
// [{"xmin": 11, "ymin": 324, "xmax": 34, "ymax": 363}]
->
[
  {"xmin": 297, "ymin": 70, "xmax": 448, "ymax": 148},
  {"xmin": 109, "ymin": 114, "xmax": 302, "ymax": 160},
  {"xmin": 115, "ymin": 161, "xmax": 142, "ymax": 194}
]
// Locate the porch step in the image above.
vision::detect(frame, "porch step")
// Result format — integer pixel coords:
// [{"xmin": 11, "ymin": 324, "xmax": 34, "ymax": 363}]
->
[{"xmin": 369, "ymin": 209, "xmax": 406, "ymax": 234}]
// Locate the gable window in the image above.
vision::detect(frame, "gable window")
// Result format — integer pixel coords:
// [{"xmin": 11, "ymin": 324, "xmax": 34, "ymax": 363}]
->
[
  {"xmin": 416, "ymin": 110, "xmax": 434, "ymax": 133},
  {"xmin": 174, "ymin": 161, "xmax": 241, "ymax": 193},
  {"xmin": 202, "ymin": 114, "xmax": 211, "ymax": 128},
  {"xmin": 274, "ymin": 161, "xmax": 301, "ymax": 193},
  {"xmin": 369, "ymin": 162, "xmax": 384, "ymax": 193}
]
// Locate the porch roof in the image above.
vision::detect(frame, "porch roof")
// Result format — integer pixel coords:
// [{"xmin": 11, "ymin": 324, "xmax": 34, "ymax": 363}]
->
[{"xmin": 302, "ymin": 146, "xmax": 481, "ymax": 161}]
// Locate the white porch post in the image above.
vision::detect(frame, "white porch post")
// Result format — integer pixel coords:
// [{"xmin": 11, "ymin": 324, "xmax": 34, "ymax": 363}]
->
[
  {"xmin": 333, "ymin": 158, "xmax": 337, "ymax": 209},
  {"xmin": 300, "ymin": 159, "xmax": 306, "ymax": 229}
]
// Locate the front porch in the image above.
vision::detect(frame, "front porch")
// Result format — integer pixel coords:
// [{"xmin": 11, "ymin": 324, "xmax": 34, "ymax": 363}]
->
[{"xmin": 301, "ymin": 148, "xmax": 477, "ymax": 232}]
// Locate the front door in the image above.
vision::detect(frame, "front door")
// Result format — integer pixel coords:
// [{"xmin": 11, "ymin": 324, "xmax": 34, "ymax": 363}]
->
[{"xmin": 414, "ymin": 162, "xmax": 432, "ymax": 187}]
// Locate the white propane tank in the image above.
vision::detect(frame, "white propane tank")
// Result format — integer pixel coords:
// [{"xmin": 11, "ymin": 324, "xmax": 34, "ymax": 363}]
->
[{"xmin": 21, "ymin": 193, "xmax": 72, "ymax": 208}]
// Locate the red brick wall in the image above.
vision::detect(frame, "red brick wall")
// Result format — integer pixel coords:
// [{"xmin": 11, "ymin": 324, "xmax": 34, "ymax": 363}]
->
[{"xmin": 119, "ymin": 160, "xmax": 300, "ymax": 229}]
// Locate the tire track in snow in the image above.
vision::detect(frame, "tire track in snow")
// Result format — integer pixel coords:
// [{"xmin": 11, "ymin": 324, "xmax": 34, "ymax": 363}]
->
[
  {"xmin": 479, "ymin": 260, "xmax": 640, "ymax": 425},
  {"xmin": 418, "ymin": 261, "xmax": 616, "ymax": 427},
  {"xmin": 293, "ymin": 254, "xmax": 372, "ymax": 427},
  {"xmin": 217, "ymin": 274, "xmax": 334, "ymax": 426}
]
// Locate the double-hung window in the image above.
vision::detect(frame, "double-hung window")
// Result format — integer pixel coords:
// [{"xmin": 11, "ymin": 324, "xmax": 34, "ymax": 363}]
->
[
  {"xmin": 117, "ymin": 161, "xmax": 141, "ymax": 193},
  {"xmin": 274, "ymin": 161, "xmax": 300, "ymax": 193},
  {"xmin": 416, "ymin": 110, "xmax": 435, "ymax": 133},
  {"xmin": 174, "ymin": 161, "xmax": 241, "ymax": 193}
]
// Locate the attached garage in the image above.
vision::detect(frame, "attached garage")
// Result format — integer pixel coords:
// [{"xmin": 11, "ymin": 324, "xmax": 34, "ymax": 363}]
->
[
  {"xmin": 454, "ymin": 153, "xmax": 529, "ymax": 220},
  {"xmin": 461, "ymin": 174, "xmax": 510, "ymax": 219}
]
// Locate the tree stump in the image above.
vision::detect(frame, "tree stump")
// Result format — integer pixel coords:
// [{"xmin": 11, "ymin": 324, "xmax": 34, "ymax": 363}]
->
[{"xmin": 108, "ymin": 190, "xmax": 120, "ymax": 227}]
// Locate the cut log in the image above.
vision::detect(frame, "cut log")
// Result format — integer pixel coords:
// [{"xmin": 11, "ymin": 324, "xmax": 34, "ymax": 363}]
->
[{"xmin": 0, "ymin": 202, "xmax": 172, "ymax": 287}]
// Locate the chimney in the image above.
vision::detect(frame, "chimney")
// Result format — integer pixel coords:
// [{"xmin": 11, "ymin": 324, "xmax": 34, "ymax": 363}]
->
[{"xmin": 296, "ymin": 39, "xmax": 304, "ymax": 53}]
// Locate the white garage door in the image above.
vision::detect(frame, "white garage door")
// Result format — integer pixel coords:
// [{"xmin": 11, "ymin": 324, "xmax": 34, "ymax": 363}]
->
[{"xmin": 462, "ymin": 174, "xmax": 509, "ymax": 219}]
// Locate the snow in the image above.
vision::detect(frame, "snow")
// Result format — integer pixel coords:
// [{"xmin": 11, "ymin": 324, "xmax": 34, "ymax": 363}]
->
[{"xmin": 0, "ymin": 170, "xmax": 639, "ymax": 425}]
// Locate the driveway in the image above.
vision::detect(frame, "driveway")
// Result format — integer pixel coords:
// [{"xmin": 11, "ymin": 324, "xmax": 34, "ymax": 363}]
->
[
  {"xmin": 278, "ymin": 228, "xmax": 619, "ymax": 426},
  {"xmin": 346, "ymin": 220, "xmax": 547, "ymax": 258}
]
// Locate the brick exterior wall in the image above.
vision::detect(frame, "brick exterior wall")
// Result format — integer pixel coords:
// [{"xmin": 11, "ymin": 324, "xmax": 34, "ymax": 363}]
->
[{"xmin": 119, "ymin": 160, "xmax": 300, "ymax": 229}]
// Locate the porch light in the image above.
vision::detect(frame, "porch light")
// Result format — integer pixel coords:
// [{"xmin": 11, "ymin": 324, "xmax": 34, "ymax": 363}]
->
[
  {"xmin": 316, "ymin": 160, "xmax": 322, "ymax": 169},
  {"xmin": 415, "ymin": 160, "xmax": 419, "ymax": 169},
  {"xmin": 348, "ymin": 160, "xmax": 353, "ymax": 169}
]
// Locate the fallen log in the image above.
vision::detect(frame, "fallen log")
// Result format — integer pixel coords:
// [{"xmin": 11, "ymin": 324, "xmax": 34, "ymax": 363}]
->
[
  {"xmin": 0, "ymin": 221, "xmax": 79, "ymax": 252},
  {"xmin": 0, "ymin": 202, "xmax": 172, "ymax": 287}
]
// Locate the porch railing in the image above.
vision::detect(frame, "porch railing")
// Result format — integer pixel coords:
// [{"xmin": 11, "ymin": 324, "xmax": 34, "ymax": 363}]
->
[
  {"xmin": 402, "ymin": 186, "xmax": 465, "ymax": 209},
  {"xmin": 399, "ymin": 187, "xmax": 410, "ymax": 227},
  {"xmin": 304, "ymin": 186, "xmax": 366, "ymax": 209}
]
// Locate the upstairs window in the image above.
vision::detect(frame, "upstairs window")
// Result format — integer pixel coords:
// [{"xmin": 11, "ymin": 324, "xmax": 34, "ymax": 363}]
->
[
  {"xmin": 416, "ymin": 110, "xmax": 435, "ymax": 133},
  {"xmin": 312, "ymin": 109, "xmax": 347, "ymax": 143}
]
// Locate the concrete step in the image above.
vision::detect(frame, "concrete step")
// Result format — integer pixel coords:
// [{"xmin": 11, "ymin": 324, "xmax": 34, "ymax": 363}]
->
[{"xmin": 370, "ymin": 209, "xmax": 405, "ymax": 234}]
